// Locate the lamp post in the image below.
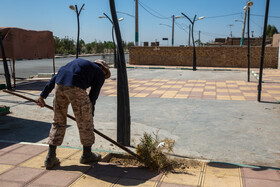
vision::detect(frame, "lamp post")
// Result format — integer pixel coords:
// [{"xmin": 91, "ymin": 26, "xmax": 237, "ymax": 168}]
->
[
  {"xmin": 171, "ymin": 15, "xmax": 182, "ymax": 46},
  {"xmin": 109, "ymin": 0, "xmax": 131, "ymax": 146},
  {"xmin": 99, "ymin": 14, "xmax": 124, "ymax": 68},
  {"xmin": 246, "ymin": 1, "xmax": 254, "ymax": 82},
  {"xmin": 0, "ymin": 33, "xmax": 12, "ymax": 90},
  {"xmin": 258, "ymin": 0, "xmax": 270, "ymax": 102},
  {"xmin": 69, "ymin": 4, "xmax": 85, "ymax": 59},
  {"xmin": 181, "ymin": 13, "xmax": 204, "ymax": 71}
]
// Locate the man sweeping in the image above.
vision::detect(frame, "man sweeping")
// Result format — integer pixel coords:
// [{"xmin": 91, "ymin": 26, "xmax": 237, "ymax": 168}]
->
[{"xmin": 37, "ymin": 58, "xmax": 111, "ymax": 169}]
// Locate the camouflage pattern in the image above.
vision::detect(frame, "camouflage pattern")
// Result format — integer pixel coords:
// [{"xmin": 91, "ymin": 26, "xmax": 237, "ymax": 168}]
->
[{"xmin": 48, "ymin": 84, "xmax": 95, "ymax": 146}]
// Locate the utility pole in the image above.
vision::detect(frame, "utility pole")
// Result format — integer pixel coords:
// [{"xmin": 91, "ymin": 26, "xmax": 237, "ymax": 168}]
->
[
  {"xmin": 241, "ymin": 6, "xmax": 248, "ymax": 46},
  {"xmin": 135, "ymin": 0, "xmax": 139, "ymax": 46},
  {"xmin": 198, "ymin": 30, "xmax": 201, "ymax": 46},
  {"xmin": 188, "ymin": 24, "xmax": 191, "ymax": 46},
  {"xmin": 172, "ymin": 15, "xmax": 175, "ymax": 46}
]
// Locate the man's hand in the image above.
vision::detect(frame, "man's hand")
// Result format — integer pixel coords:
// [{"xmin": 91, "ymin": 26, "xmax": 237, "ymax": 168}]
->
[{"xmin": 37, "ymin": 96, "xmax": 45, "ymax": 107}]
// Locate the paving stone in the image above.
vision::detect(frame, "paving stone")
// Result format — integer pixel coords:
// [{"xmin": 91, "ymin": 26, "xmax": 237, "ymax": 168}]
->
[
  {"xmin": 0, "ymin": 166, "xmax": 45, "ymax": 183},
  {"xmin": 242, "ymin": 168, "xmax": 280, "ymax": 181},
  {"xmin": 0, "ymin": 152, "xmax": 35, "ymax": 165},
  {"xmin": 162, "ymin": 170, "xmax": 203, "ymax": 186},
  {"xmin": 71, "ymin": 174, "xmax": 118, "ymax": 186},
  {"xmin": 122, "ymin": 167, "xmax": 162, "ymax": 181},
  {"xmin": 242, "ymin": 178, "xmax": 280, "ymax": 187},
  {"xmin": 0, "ymin": 164, "xmax": 14, "ymax": 174},
  {"xmin": 29, "ymin": 170, "xmax": 81, "ymax": 186},
  {"xmin": 86, "ymin": 162, "xmax": 128, "ymax": 178},
  {"xmin": 115, "ymin": 178, "xmax": 157, "ymax": 186},
  {"xmin": 0, "ymin": 180, "xmax": 24, "ymax": 187},
  {"xmin": 159, "ymin": 183, "xmax": 194, "ymax": 187},
  {"xmin": 20, "ymin": 151, "xmax": 48, "ymax": 169},
  {"xmin": 11, "ymin": 144, "xmax": 48, "ymax": 155}
]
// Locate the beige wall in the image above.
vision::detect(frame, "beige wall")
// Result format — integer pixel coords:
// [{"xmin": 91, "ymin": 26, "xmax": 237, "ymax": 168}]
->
[{"xmin": 129, "ymin": 46, "xmax": 278, "ymax": 68}]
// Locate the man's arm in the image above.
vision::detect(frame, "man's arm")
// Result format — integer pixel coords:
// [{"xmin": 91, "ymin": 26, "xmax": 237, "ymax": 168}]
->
[
  {"xmin": 89, "ymin": 73, "xmax": 105, "ymax": 117},
  {"xmin": 37, "ymin": 75, "xmax": 57, "ymax": 107}
]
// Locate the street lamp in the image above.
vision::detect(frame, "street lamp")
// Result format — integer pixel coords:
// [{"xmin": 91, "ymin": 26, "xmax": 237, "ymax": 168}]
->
[
  {"xmin": 181, "ymin": 13, "xmax": 205, "ymax": 71},
  {"xmin": 246, "ymin": 1, "xmax": 253, "ymax": 82},
  {"xmin": 69, "ymin": 4, "xmax": 85, "ymax": 59},
  {"xmin": 99, "ymin": 14, "xmax": 124, "ymax": 68},
  {"xmin": 171, "ymin": 15, "xmax": 182, "ymax": 46}
]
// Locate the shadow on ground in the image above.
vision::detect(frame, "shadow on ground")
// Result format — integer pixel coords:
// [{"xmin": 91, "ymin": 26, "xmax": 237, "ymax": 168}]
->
[
  {"xmin": 0, "ymin": 115, "xmax": 51, "ymax": 142},
  {"xmin": 15, "ymin": 80, "xmax": 49, "ymax": 91}
]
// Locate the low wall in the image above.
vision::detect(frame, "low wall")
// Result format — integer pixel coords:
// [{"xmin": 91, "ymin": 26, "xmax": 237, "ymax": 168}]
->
[{"xmin": 129, "ymin": 46, "xmax": 279, "ymax": 68}]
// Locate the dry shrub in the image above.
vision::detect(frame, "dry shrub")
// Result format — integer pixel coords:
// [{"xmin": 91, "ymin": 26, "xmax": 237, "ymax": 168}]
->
[{"xmin": 136, "ymin": 132, "xmax": 176, "ymax": 171}]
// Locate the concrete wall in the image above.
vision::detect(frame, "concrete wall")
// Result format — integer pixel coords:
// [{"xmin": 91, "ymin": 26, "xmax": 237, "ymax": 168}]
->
[{"xmin": 129, "ymin": 46, "xmax": 279, "ymax": 68}]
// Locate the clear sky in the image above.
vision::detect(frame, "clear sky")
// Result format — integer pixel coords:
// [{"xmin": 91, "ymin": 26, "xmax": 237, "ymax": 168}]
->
[{"xmin": 1, "ymin": 0, "xmax": 279, "ymax": 46}]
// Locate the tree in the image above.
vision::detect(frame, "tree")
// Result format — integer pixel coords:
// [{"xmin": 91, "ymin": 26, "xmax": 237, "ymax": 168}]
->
[{"xmin": 266, "ymin": 24, "xmax": 279, "ymax": 37}]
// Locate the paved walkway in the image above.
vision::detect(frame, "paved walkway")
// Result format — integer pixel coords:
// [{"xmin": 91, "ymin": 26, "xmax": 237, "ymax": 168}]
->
[{"xmin": 0, "ymin": 141, "xmax": 279, "ymax": 187}]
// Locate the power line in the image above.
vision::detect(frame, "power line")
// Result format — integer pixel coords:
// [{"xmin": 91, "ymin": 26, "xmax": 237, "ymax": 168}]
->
[
  {"xmin": 251, "ymin": 14, "xmax": 280, "ymax": 18},
  {"xmin": 137, "ymin": 0, "xmax": 170, "ymax": 20},
  {"xmin": 204, "ymin": 12, "xmax": 242, "ymax": 19}
]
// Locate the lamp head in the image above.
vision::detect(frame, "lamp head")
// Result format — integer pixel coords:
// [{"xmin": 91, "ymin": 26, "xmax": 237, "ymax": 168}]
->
[
  {"xmin": 98, "ymin": 16, "xmax": 105, "ymax": 19},
  {"xmin": 247, "ymin": 1, "xmax": 254, "ymax": 8},
  {"xmin": 118, "ymin": 17, "xmax": 124, "ymax": 22},
  {"xmin": 198, "ymin": 16, "xmax": 205, "ymax": 20},
  {"xmin": 175, "ymin": 16, "xmax": 182, "ymax": 19},
  {"xmin": 69, "ymin": 5, "xmax": 75, "ymax": 11}
]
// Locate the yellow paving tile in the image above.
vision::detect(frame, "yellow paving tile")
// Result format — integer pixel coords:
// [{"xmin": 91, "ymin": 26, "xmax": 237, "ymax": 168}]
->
[
  {"xmin": 205, "ymin": 86, "xmax": 216, "ymax": 89},
  {"xmin": 151, "ymin": 79, "xmax": 161, "ymax": 81},
  {"xmin": 129, "ymin": 84, "xmax": 141, "ymax": 88},
  {"xmin": 152, "ymin": 90, "xmax": 166, "ymax": 94},
  {"xmin": 188, "ymin": 80, "xmax": 197, "ymax": 82},
  {"xmin": 129, "ymin": 93, "xmax": 137, "ymax": 97},
  {"xmin": 143, "ymin": 83, "xmax": 154, "ymax": 86},
  {"xmin": 243, "ymin": 92, "xmax": 257, "ymax": 96},
  {"xmin": 109, "ymin": 94, "xmax": 117, "ymax": 96},
  {"xmin": 145, "ymin": 87, "xmax": 158, "ymax": 91},
  {"xmin": 115, "ymin": 178, "xmax": 157, "ymax": 186},
  {"xmin": 162, "ymin": 169, "xmax": 203, "ymax": 186},
  {"xmin": 160, "ymin": 85, "xmax": 172, "ymax": 88},
  {"xmin": 57, "ymin": 148, "xmax": 82, "ymax": 159},
  {"xmin": 236, "ymin": 81, "xmax": 246, "ymax": 85},
  {"xmin": 196, "ymin": 84, "xmax": 205, "ymax": 86},
  {"xmin": 171, "ymin": 85, "xmax": 183, "ymax": 88},
  {"xmin": 161, "ymin": 94, "xmax": 174, "ymax": 98},
  {"xmin": 261, "ymin": 93, "xmax": 272, "ymax": 97},
  {"xmin": 205, "ymin": 82, "xmax": 216, "ymax": 85},
  {"xmin": 202, "ymin": 166, "xmax": 242, "ymax": 187},
  {"xmin": 231, "ymin": 96, "xmax": 245, "ymax": 100},
  {"xmin": 102, "ymin": 86, "xmax": 114, "ymax": 90},
  {"xmin": 174, "ymin": 94, "xmax": 188, "ymax": 98},
  {"xmin": 20, "ymin": 151, "xmax": 48, "ymax": 169},
  {"xmin": 216, "ymin": 89, "xmax": 228, "ymax": 93},
  {"xmin": 184, "ymin": 83, "xmax": 195, "ymax": 86},
  {"xmin": 71, "ymin": 174, "xmax": 118, "ymax": 186},
  {"xmin": 227, "ymin": 85, "xmax": 238, "ymax": 88},
  {"xmin": 134, "ymin": 93, "xmax": 149, "ymax": 97},
  {"xmin": 275, "ymin": 97, "xmax": 280, "ymax": 101},
  {"xmin": 239, "ymin": 87, "xmax": 252, "ymax": 91},
  {"xmin": 164, "ymin": 91, "xmax": 178, "ymax": 94},
  {"xmin": 217, "ymin": 96, "xmax": 231, "ymax": 100},
  {"xmin": 225, "ymin": 81, "xmax": 236, "ymax": 83},
  {"xmin": 192, "ymin": 88, "xmax": 204, "ymax": 92},
  {"xmin": 134, "ymin": 87, "xmax": 146, "ymax": 91},
  {"xmin": 103, "ymin": 89, "xmax": 115, "ymax": 93},
  {"xmin": 228, "ymin": 89, "xmax": 241, "ymax": 93},
  {"xmin": 266, "ymin": 90, "xmax": 280, "ymax": 94},
  {"xmin": 0, "ymin": 164, "xmax": 14, "ymax": 174},
  {"xmin": 203, "ymin": 92, "xmax": 216, "ymax": 96},
  {"xmin": 180, "ymin": 88, "xmax": 192, "ymax": 91},
  {"xmin": 158, "ymin": 79, "xmax": 169, "ymax": 82},
  {"xmin": 57, "ymin": 150, "xmax": 107, "ymax": 174},
  {"xmin": 154, "ymin": 83, "xmax": 165, "ymax": 86}
]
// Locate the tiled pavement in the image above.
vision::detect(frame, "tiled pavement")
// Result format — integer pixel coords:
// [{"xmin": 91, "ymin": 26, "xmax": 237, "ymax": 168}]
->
[
  {"xmin": 100, "ymin": 78, "xmax": 280, "ymax": 102},
  {"xmin": 0, "ymin": 142, "xmax": 279, "ymax": 187}
]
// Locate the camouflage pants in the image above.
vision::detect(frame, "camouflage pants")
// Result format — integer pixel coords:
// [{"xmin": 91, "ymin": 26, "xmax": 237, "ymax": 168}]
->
[{"xmin": 48, "ymin": 84, "xmax": 95, "ymax": 146}]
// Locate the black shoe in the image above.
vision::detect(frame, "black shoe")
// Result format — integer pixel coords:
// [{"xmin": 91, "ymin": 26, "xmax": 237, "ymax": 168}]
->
[
  {"xmin": 44, "ymin": 157, "xmax": 60, "ymax": 169},
  {"xmin": 80, "ymin": 152, "xmax": 101, "ymax": 164}
]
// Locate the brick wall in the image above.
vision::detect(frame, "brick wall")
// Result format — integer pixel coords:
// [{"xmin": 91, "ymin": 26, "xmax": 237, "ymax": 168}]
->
[{"xmin": 129, "ymin": 46, "xmax": 279, "ymax": 68}]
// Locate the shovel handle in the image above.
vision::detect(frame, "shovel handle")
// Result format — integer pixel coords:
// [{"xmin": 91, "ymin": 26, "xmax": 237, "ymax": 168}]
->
[{"xmin": 2, "ymin": 89, "xmax": 142, "ymax": 161}]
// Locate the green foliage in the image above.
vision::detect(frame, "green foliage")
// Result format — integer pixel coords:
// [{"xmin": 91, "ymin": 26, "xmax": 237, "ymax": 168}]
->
[
  {"xmin": 53, "ymin": 36, "xmax": 134, "ymax": 55},
  {"xmin": 266, "ymin": 24, "xmax": 279, "ymax": 37},
  {"xmin": 136, "ymin": 132, "xmax": 176, "ymax": 171}
]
